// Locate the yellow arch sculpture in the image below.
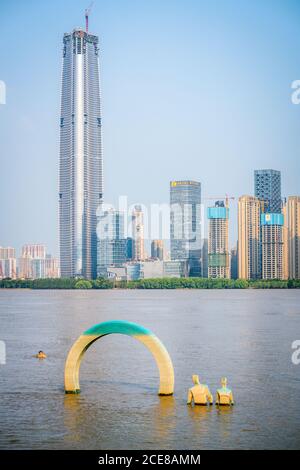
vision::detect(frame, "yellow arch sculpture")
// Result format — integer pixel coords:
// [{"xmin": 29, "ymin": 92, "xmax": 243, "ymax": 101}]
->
[{"xmin": 64, "ymin": 320, "xmax": 174, "ymax": 396}]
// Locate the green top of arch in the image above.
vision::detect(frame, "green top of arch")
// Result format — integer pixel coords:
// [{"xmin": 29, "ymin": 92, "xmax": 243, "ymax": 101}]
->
[{"xmin": 83, "ymin": 320, "xmax": 153, "ymax": 337}]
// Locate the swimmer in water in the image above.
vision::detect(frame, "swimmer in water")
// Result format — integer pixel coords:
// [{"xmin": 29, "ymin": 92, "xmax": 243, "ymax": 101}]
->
[{"xmin": 35, "ymin": 350, "xmax": 47, "ymax": 359}]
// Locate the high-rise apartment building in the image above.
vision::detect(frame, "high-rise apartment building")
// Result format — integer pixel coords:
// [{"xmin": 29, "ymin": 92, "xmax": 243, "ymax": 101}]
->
[
  {"xmin": 170, "ymin": 180, "xmax": 202, "ymax": 276},
  {"xmin": 254, "ymin": 169, "xmax": 281, "ymax": 213},
  {"xmin": 207, "ymin": 201, "xmax": 230, "ymax": 278},
  {"xmin": 261, "ymin": 213, "xmax": 284, "ymax": 279},
  {"xmin": 238, "ymin": 195, "xmax": 261, "ymax": 279},
  {"xmin": 151, "ymin": 240, "xmax": 165, "ymax": 260},
  {"xmin": 0, "ymin": 247, "xmax": 17, "ymax": 279},
  {"xmin": 288, "ymin": 196, "xmax": 300, "ymax": 279},
  {"xmin": 132, "ymin": 206, "xmax": 145, "ymax": 261},
  {"xmin": 59, "ymin": 25, "xmax": 103, "ymax": 279},
  {"xmin": 282, "ymin": 201, "xmax": 289, "ymax": 280}
]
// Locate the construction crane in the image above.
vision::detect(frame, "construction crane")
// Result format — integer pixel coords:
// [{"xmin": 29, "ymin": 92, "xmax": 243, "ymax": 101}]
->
[
  {"xmin": 85, "ymin": 1, "xmax": 94, "ymax": 33},
  {"xmin": 204, "ymin": 195, "xmax": 235, "ymax": 208}
]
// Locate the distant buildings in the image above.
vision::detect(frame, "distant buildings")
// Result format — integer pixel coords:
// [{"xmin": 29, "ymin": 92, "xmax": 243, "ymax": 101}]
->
[
  {"xmin": 207, "ymin": 201, "xmax": 230, "ymax": 279},
  {"xmin": 287, "ymin": 196, "xmax": 300, "ymax": 279},
  {"xmin": 151, "ymin": 240, "xmax": 165, "ymax": 260},
  {"xmin": 237, "ymin": 169, "xmax": 297, "ymax": 281},
  {"xmin": 0, "ymin": 244, "xmax": 59, "ymax": 279},
  {"xmin": 170, "ymin": 180, "xmax": 202, "ymax": 276},
  {"xmin": 97, "ymin": 209, "xmax": 127, "ymax": 276},
  {"xmin": 238, "ymin": 195, "xmax": 261, "ymax": 280},
  {"xmin": 254, "ymin": 169, "xmax": 281, "ymax": 213},
  {"xmin": 103, "ymin": 259, "xmax": 188, "ymax": 281}
]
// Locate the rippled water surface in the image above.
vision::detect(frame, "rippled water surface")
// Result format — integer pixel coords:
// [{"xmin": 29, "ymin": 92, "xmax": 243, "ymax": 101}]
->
[{"xmin": 0, "ymin": 289, "xmax": 300, "ymax": 449}]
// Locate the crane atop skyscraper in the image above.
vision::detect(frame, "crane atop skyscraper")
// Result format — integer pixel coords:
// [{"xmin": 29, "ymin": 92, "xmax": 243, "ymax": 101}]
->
[
  {"xmin": 85, "ymin": 1, "xmax": 94, "ymax": 32},
  {"xmin": 204, "ymin": 195, "xmax": 235, "ymax": 208}
]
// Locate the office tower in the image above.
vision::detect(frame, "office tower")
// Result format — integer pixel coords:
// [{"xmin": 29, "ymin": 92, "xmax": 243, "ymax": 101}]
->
[
  {"xmin": 59, "ymin": 24, "xmax": 103, "ymax": 279},
  {"xmin": 207, "ymin": 201, "xmax": 230, "ymax": 278},
  {"xmin": 22, "ymin": 244, "xmax": 46, "ymax": 259},
  {"xmin": 0, "ymin": 247, "xmax": 17, "ymax": 279},
  {"xmin": 132, "ymin": 205, "xmax": 145, "ymax": 261},
  {"xmin": 170, "ymin": 180, "xmax": 202, "ymax": 276},
  {"xmin": 230, "ymin": 246, "xmax": 238, "ymax": 280},
  {"xmin": 288, "ymin": 196, "xmax": 300, "ymax": 279},
  {"xmin": 151, "ymin": 240, "xmax": 165, "ymax": 260},
  {"xmin": 238, "ymin": 195, "xmax": 261, "ymax": 279},
  {"xmin": 261, "ymin": 213, "xmax": 284, "ymax": 279},
  {"xmin": 254, "ymin": 169, "xmax": 281, "ymax": 213},
  {"xmin": 97, "ymin": 209, "xmax": 127, "ymax": 276},
  {"xmin": 282, "ymin": 201, "xmax": 289, "ymax": 280}
]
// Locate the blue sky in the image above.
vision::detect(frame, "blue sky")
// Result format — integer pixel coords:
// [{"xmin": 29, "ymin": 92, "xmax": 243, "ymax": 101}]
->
[{"xmin": 0, "ymin": 0, "xmax": 300, "ymax": 256}]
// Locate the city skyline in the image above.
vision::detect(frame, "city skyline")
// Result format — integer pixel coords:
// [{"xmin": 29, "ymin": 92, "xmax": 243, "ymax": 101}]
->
[{"xmin": 1, "ymin": 0, "xmax": 300, "ymax": 256}]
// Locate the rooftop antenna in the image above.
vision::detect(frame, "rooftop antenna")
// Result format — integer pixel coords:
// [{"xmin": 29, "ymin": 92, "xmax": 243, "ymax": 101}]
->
[{"xmin": 85, "ymin": 1, "xmax": 94, "ymax": 33}]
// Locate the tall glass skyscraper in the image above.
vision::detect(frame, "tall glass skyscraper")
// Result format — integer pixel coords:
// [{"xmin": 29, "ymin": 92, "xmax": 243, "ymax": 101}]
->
[
  {"xmin": 170, "ymin": 180, "xmax": 202, "ymax": 276},
  {"xmin": 59, "ymin": 27, "xmax": 103, "ymax": 279},
  {"xmin": 254, "ymin": 169, "xmax": 281, "ymax": 213}
]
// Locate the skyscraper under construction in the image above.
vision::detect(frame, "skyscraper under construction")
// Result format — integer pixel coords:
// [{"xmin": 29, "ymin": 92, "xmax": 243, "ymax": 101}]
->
[{"xmin": 59, "ymin": 16, "xmax": 103, "ymax": 279}]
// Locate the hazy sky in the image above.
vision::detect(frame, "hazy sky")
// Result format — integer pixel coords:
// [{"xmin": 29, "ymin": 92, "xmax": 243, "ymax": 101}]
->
[{"xmin": 1, "ymin": 0, "xmax": 300, "ymax": 256}]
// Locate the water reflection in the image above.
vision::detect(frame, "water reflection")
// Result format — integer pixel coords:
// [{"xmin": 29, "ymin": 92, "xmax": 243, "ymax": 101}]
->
[{"xmin": 152, "ymin": 396, "xmax": 176, "ymax": 442}]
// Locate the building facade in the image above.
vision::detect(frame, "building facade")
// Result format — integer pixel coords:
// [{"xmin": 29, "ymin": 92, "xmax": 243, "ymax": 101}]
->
[
  {"xmin": 0, "ymin": 247, "xmax": 16, "ymax": 259},
  {"xmin": 282, "ymin": 201, "xmax": 289, "ymax": 280},
  {"xmin": 254, "ymin": 169, "xmax": 281, "ymax": 213},
  {"xmin": 238, "ymin": 195, "xmax": 261, "ymax": 279},
  {"xmin": 59, "ymin": 27, "xmax": 103, "ymax": 279},
  {"xmin": 151, "ymin": 240, "xmax": 165, "ymax": 260},
  {"xmin": 170, "ymin": 180, "xmax": 202, "ymax": 276},
  {"xmin": 132, "ymin": 205, "xmax": 145, "ymax": 261},
  {"xmin": 22, "ymin": 244, "xmax": 46, "ymax": 259},
  {"xmin": 230, "ymin": 246, "xmax": 238, "ymax": 280},
  {"xmin": 207, "ymin": 201, "xmax": 230, "ymax": 278},
  {"xmin": 0, "ymin": 247, "xmax": 16, "ymax": 279},
  {"xmin": 97, "ymin": 209, "xmax": 127, "ymax": 276},
  {"xmin": 288, "ymin": 196, "xmax": 300, "ymax": 279},
  {"xmin": 261, "ymin": 213, "xmax": 284, "ymax": 279}
]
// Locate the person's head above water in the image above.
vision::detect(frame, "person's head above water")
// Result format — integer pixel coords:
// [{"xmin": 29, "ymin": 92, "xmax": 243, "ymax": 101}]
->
[
  {"xmin": 192, "ymin": 374, "xmax": 200, "ymax": 385},
  {"xmin": 38, "ymin": 351, "xmax": 43, "ymax": 354},
  {"xmin": 221, "ymin": 377, "xmax": 227, "ymax": 388}
]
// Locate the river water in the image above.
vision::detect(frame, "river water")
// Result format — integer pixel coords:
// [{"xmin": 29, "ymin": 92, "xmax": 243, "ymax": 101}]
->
[{"xmin": 0, "ymin": 289, "xmax": 299, "ymax": 450}]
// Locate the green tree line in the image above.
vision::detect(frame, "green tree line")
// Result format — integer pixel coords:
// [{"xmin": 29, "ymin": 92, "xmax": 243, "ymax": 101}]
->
[{"xmin": 0, "ymin": 277, "xmax": 300, "ymax": 289}]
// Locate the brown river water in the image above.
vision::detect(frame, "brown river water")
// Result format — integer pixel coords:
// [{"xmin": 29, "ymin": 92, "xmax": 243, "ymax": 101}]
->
[{"xmin": 0, "ymin": 289, "xmax": 299, "ymax": 449}]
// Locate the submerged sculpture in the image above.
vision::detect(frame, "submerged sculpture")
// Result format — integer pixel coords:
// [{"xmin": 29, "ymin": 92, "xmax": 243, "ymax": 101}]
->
[
  {"xmin": 187, "ymin": 375, "xmax": 213, "ymax": 406},
  {"xmin": 215, "ymin": 377, "xmax": 234, "ymax": 406},
  {"xmin": 64, "ymin": 320, "xmax": 174, "ymax": 396}
]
